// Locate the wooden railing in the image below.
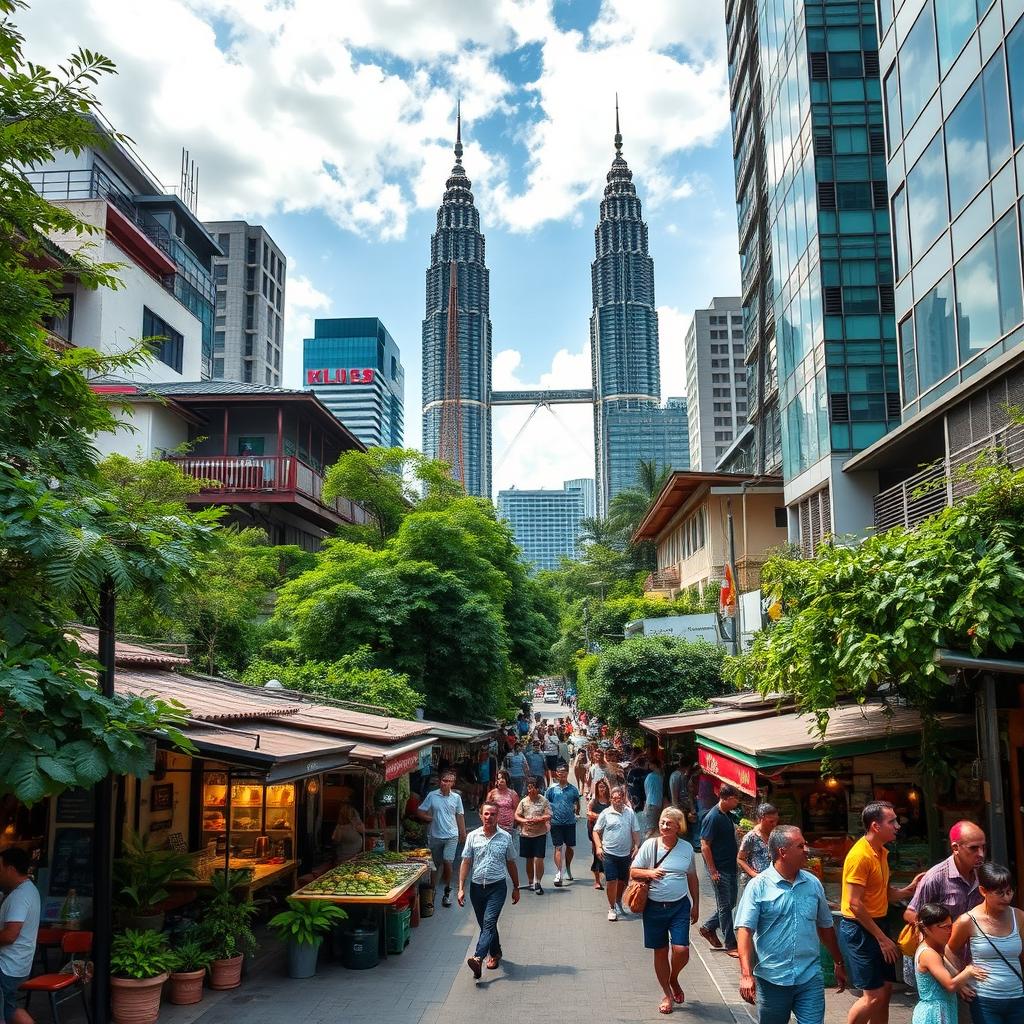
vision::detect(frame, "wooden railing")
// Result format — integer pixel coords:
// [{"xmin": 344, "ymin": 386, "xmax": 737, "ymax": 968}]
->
[
  {"xmin": 645, "ymin": 565, "xmax": 681, "ymax": 591},
  {"xmin": 169, "ymin": 455, "xmax": 366, "ymax": 524}
]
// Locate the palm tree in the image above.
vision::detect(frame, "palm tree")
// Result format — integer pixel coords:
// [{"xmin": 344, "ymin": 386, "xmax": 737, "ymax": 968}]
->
[
  {"xmin": 607, "ymin": 459, "xmax": 672, "ymax": 539},
  {"xmin": 576, "ymin": 515, "xmax": 621, "ymax": 550}
]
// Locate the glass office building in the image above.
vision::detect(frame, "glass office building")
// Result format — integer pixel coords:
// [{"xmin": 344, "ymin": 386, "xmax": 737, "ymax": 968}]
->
[
  {"xmin": 303, "ymin": 317, "xmax": 404, "ymax": 447},
  {"xmin": 497, "ymin": 484, "xmax": 586, "ymax": 572},
  {"xmin": 421, "ymin": 115, "xmax": 492, "ymax": 497},
  {"xmin": 843, "ymin": 0, "xmax": 1024, "ymax": 531},
  {"xmin": 724, "ymin": 0, "xmax": 899, "ymax": 551},
  {"xmin": 590, "ymin": 112, "xmax": 682, "ymax": 513}
]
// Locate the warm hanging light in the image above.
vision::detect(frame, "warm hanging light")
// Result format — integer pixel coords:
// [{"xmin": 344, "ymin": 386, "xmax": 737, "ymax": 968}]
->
[{"xmin": 306, "ymin": 778, "xmax": 320, "ymax": 796}]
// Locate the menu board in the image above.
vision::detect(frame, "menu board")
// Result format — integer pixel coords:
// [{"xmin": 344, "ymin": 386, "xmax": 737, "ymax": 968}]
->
[
  {"xmin": 49, "ymin": 828, "xmax": 94, "ymax": 896},
  {"xmin": 55, "ymin": 789, "xmax": 95, "ymax": 823}
]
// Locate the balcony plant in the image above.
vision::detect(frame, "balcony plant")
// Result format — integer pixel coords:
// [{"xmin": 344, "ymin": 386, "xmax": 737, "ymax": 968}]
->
[
  {"xmin": 110, "ymin": 929, "xmax": 176, "ymax": 1024},
  {"xmin": 197, "ymin": 869, "xmax": 258, "ymax": 990},
  {"xmin": 268, "ymin": 899, "xmax": 347, "ymax": 979},
  {"xmin": 114, "ymin": 830, "xmax": 194, "ymax": 931},
  {"xmin": 167, "ymin": 937, "xmax": 214, "ymax": 1005}
]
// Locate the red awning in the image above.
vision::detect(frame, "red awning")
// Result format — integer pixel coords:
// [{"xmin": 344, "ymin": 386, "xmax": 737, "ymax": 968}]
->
[{"xmin": 698, "ymin": 746, "xmax": 758, "ymax": 797}]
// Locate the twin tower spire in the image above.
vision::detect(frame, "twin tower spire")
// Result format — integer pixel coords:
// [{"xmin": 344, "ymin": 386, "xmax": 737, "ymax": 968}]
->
[{"xmin": 422, "ymin": 97, "xmax": 656, "ymax": 508}]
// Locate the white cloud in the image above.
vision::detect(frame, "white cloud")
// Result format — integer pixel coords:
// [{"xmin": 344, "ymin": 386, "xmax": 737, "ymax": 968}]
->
[
  {"xmin": 657, "ymin": 305, "xmax": 691, "ymax": 399},
  {"xmin": 19, "ymin": 0, "xmax": 730, "ymax": 240},
  {"xmin": 282, "ymin": 272, "xmax": 331, "ymax": 387}
]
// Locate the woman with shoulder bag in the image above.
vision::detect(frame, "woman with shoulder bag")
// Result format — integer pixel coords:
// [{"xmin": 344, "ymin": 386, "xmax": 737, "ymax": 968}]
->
[
  {"xmin": 948, "ymin": 863, "xmax": 1024, "ymax": 1024},
  {"xmin": 627, "ymin": 807, "xmax": 700, "ymax": 1015}
]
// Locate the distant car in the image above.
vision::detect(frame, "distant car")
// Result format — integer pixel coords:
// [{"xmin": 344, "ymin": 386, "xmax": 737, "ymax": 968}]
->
[{"xmin": 543, "ymin": 689, "xmax": 559, "ymax": 703}]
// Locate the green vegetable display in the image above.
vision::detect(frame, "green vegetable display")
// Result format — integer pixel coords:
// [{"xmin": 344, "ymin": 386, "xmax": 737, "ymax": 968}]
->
[{"xmin": 298, "ymin": 860, "xmax": 421, "ymax": 898}]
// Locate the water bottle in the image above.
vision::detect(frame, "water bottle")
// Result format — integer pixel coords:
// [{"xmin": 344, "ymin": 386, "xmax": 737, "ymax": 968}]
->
[{"xmin": 61, "ymin": 889, "xmax": 82, "ymax": 930}]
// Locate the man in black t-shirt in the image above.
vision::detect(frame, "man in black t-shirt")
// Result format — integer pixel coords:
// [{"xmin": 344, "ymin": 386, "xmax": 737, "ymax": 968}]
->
[{"xmin": 699, "ymin": 783, "xmax": 742, "ymax": 955}]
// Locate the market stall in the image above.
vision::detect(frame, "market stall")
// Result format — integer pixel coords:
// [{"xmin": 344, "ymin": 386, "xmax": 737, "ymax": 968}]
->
[{"xmin": 694, "ymin": 704, "xmax": 977, "ymax": 900}]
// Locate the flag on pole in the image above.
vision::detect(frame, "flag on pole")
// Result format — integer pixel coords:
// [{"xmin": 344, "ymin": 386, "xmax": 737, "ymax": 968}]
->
[{"xmin": 719, "ymin": 562, "xmax": 737, "ymax": 617}]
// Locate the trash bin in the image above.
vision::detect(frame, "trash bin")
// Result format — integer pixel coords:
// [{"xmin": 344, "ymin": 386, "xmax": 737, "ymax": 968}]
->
[{"xmin": 339, "ymin": 926, "xmax": 379, "ymax": 970}]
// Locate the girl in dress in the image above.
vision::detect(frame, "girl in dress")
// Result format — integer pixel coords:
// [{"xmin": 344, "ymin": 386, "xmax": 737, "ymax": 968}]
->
[{"xmin": 912, "ymin": 902, "xmax": 986, "ymax": 1024}]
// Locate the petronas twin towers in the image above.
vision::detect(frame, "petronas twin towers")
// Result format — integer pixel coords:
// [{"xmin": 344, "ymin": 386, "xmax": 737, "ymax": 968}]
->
[{"xmin": 422, "ymin": 103, "xmax": 673, "ymax": 511}]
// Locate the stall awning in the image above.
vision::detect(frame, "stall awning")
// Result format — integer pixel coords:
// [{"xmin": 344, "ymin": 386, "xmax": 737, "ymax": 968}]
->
[
  {"xmin": 346, "ymin": 736, "xmax": 437, "ymax": 781},
  {"xmin": 640, "ymin": 705, "xmax": 779, "ymax": 736},
  {"xmin": 421, "ymin": 720, "xmax": 496, "ymax": 744},
  {"xmin": 695, "ymin": 704, "xmax": 972, "ymax": 770},
  {"xmin": 175, "ymin": 721, "xmax": 354, "ymax": 783}
]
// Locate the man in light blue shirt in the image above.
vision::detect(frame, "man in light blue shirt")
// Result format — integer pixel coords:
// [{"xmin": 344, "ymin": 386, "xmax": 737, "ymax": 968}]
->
[
  {"xmin": 0, "ymin": 848, "xmax": 40, "ymax": 1024},
  {"xmin": 735, "ymin": 826, "xmax": 847, "ymax": 1024}
]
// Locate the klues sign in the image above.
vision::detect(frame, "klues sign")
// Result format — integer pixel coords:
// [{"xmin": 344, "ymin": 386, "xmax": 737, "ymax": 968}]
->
[{"xmin": 307, "ymin": 368, "xmax": 375, "ymax": 385}]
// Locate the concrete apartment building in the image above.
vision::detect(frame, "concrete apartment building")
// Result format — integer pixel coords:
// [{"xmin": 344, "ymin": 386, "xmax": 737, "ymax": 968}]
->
[
  {"xmin": 497, "ymin": 483, "xmax": 587, "ymax": 572},
  {"xmin": 204, "ymin": 221, "xmax": 286, "ymax": 386},
  {"xmin": 684, "ymin": 297, "xmax": 748, "ymax": 471}
]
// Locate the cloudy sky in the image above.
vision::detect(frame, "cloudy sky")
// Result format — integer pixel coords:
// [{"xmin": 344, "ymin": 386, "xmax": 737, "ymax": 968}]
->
[{"xmin": 22, "ymin": 0, "xmax": 740, "ymax": 496}]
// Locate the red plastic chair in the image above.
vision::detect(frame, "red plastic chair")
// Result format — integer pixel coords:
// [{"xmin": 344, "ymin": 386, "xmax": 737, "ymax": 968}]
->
[
  {"xmin": 31, "ymin": 928, "xmax": 65, "ymax": 975},
  {"xmin": 20, "ymin": 931, "xmax": 92, "ymax": 1024}
]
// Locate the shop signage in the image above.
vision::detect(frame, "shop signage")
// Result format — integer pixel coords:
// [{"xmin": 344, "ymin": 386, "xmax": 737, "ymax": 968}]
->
[
  {"xmin": 417, "ymin": 746, "xmax": 434, "ymax": 774},
  {"xmin": 698, "ymin": 746, "xmax": 758, "ymax": 797},
  {"xmin": 384, "ymin": 750, "xmax": 421, "ymax": 781},
  {"xmin": 306, "ymin": 368, "xmax": 375, "ymax": 385}
]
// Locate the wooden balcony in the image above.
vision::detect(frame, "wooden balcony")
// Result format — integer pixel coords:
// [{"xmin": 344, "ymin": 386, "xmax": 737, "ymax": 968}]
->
[
  {"xmin": 169, "ymin": 454, "xmax": 367, "ymax": 530},
  {"xmin": 644, "ymin": 565, "xmax": 681, "ymax": 593}
]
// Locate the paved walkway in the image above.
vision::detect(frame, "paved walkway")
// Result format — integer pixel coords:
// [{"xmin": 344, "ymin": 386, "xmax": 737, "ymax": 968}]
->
[{"xmin": 156, "ymin": 822, "xmax": 915, "ymax": 1024}]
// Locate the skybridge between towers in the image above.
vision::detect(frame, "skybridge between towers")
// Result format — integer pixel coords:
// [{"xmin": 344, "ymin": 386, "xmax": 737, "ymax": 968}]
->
[{"xmin": 490, "ymin": 389, "xmax": 594, "ymax": 406}]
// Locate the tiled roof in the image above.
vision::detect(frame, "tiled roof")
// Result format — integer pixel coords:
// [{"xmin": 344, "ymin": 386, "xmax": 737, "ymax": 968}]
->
[
  {"xmin": 70, "ymin": 627, "xmax": 191, "ymax": 669},
  {"xmin": 288, "ymin": 705, "xmax": 432, "ymax": 742},
  {"xmin": 144, "ymin": 380, "xmax": 308, "ymax": 397}
]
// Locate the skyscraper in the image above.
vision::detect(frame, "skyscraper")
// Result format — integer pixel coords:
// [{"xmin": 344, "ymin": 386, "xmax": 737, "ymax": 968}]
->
[
  {"xmin": 421, "ymin": 108, "xmax": 492, "ymax": 497},
  {"xmin": 564, "ymin": 478, "xmax": 597, "ymax": 520},
  {"xmin": 204, "ymin": 221, "xmax": 286, "ymax": 385},
  {"xmin": 590, "ymin": 104, "xmax": 675, "ymax": 514},
  {"xmin": 722, "ymin": 0, "xmax": 898, "ymax": 552},
  {"xmin": 303, "ymin": 317, "xmax": 404, "ymax": 447},
  {"xmin": 684, "ymin": 298, "xmax": 747, "ymax": 471},
  {"xmin": 497, "ymin": 484, "xmax": 586, "ymax": 572}
]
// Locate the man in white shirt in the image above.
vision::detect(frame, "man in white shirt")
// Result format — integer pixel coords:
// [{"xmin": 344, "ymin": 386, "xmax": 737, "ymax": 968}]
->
[
  {"xmin": 0, "ymin": 848, "xmax": 41, "ymax": 1024},
  {"xmin": 594, "ymin": 786, "xmax": 641, "ymax": 921},
  {"xmin": 457, "ymin": 802, "xmax": 520, "ymax": 979},
  {"xmin": 416, "ymin": 771, "xmax": 466, "ymax": 908}
]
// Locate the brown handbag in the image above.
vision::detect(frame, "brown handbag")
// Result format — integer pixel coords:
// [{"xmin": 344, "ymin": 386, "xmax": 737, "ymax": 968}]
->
[{"xmin": 623, "ymin": 842, "xmax": 673, "ymax": 914}]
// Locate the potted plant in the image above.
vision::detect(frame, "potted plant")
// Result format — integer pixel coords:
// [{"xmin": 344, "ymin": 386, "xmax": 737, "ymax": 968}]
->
[
  {"xmin": 197, "ymin": 870, "xmax": 258, "ymax": 990},
  {"xmin": 110, "ymin": 930, "xmax": 176, "ymax": 1024},
  {"xmin": 114, "ymin": 830, "xmax": 195, "ymax": 931},
  {"xmin": 167, "ymin": 938, "xmax": 214, "ymax": 1005},
  {"xmin": 269, "ymin": 899, "xmax": 347, "ymax": 979}
]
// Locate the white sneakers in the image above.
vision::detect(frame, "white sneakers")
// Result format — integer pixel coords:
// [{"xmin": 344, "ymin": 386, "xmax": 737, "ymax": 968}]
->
[{"xmin": 607, "ymin": 908, "xmax": 617, "ymax": 921}]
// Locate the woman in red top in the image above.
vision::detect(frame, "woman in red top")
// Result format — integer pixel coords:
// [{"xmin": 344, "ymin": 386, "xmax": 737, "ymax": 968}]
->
[{"xmin": 486, "ymin": 770, "xmax": 519, "ymax": 833}]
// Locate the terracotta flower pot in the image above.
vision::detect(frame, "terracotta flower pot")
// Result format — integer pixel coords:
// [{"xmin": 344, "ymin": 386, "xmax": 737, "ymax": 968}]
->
[
  {"xmin": 208, "ymin": 954, "xmax": 243, "ymax": 990},
  {"xmin": 168, "ymin": 969, "xmax": 206, "ymax": 1005},
  {"xmin": 110, "ymin": 973, "xmax": 168, "ymax": 1024}
]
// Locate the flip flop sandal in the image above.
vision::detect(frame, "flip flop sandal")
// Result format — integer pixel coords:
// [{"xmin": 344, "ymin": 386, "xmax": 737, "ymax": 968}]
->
[
  {"xmin": 659, "ymin": 998, "xmax": 674, "ymax": 1015},
  {"xmin": 671, "ymin": 984, "xmax": 684, "ymax": 1004}
]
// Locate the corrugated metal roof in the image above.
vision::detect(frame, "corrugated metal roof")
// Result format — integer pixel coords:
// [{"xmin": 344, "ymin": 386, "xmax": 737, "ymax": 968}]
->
[
  {"xmin": 71, "ymin": 627, "xmax": 191, "ymax": 669},
  {"xmin": 185, "ymin": 722, "xmax": 353, "ymax": 759},
  {"xmin": 117, "ymin": 671, "xmax": 303, "ymax": 722},
  {"xmin": 145, "ymin": 380, "xmax": 307, "ymax": 396},
  {"xmin": 421, "ymin": 720, "xmax": 496, "ymax": 743},
  {"xmin": 640, "ymin": 705, "xmax": 778, "ymax": 736},
  {"xmin": 347, "ymin": 735, "xmax": 436, "ymax": 764},
  {"xmin": 695, "ymin": 704, "xmax": 972, "ymax": 762},
  {"xmin": 707, "ymin": 691, "xmax": 794, "ymax": 709},
  {"xmin": 287, "ymin": 705, "xmax": 431, "ymax": 742}
]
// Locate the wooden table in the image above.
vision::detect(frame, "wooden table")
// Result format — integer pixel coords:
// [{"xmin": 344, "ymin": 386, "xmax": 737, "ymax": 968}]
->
[
  {"xmin": 169, "ymin": 859, "xmax": 298, "ymax": 894},
  {"xmin": 289, "ymin": 862, "xmax": 427, "ymax": 959}
]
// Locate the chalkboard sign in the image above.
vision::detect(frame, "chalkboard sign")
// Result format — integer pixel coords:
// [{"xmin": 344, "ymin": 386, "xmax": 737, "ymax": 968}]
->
[
  {"xmin": 50, "ymin": 828, "xmax": 94, "ymax": 897},
  {"xmin": 55, "ymin": 789, "xmax": 94, "ymax": 823}
]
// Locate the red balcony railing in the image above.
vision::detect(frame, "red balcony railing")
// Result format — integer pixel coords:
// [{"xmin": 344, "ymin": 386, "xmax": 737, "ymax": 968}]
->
[
  {"xmin": 644, "ymin": 565, "xmax": 681, "ymax": 592},
  {"xmin": 169, "ymin": 455, "xmax": 366, "ymax": 524}
]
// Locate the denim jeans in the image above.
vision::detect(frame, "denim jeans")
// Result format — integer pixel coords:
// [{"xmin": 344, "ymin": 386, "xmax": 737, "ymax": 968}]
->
[
  {"xmin": 756, "ymin": 977, "xmax": 826, "ymax": 1024},
  {"xmin": 703, "ymin": 869, "xmax": 738, "ymax": 949},
  {"xmin": 969, "ymin": 996, "xmax": 1024, "ymax": 1024},
  {"xmin": 469, "ymin": 879, "xmax": 507, "ymax": 960}
]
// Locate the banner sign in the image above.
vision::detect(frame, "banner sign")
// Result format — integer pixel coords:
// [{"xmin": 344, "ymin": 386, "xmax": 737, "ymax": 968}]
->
[
  {"xmin": 306, "ymin": 368, "xmax": 375, "ymax": 385},
  {"xmin": 384, "ymin": 750, "xmax": 421, "ymax": 781},
  {"xmin": 698, "ymin": 746, "xmax": 758, "ymax": 797}
]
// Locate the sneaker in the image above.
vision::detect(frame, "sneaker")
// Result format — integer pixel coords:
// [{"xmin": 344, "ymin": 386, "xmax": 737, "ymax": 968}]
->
[
  {"xmin": 442, "ymin": 889, "xmax": 452, "ymax": 908},
  {"xmin": 467, "ymin": 956, "xmax": 482, "ymax": 979},
  {"xmin": 534, "ymin": 882, "xmax": 543, "ymax": 894},
  {"xmin": 565, "ymin": 869, "xmax": 573, "ymax": 881},
  {"xmin": 607, "ymin": 908, "xmax": 617, "ymax": 921},
  {"xmin": 553, "ymin": 873, "xmax": 562, "ymax": 887}
]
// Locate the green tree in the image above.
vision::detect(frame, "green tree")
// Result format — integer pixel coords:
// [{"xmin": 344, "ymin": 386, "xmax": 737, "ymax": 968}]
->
[
  {"xmin": 241, "ymin": 648, "xmax": 423, "ymax": 720},
  {"xmin": 586, "ymin": 635, "xmax": 726, "ymax": 727},
  {"xmin": 727, "ymin": 464, "xmax": 1024, "ymax": 762},
  {"xmin": 0, "ymin": 4, "xmax": 213, "ymax": 802}
]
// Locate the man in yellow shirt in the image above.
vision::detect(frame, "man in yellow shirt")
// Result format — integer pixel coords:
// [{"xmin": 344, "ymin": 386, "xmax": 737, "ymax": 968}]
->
[{"xmin": 838, "ymin": 801, "xmax": 923, "ymax": 1024}]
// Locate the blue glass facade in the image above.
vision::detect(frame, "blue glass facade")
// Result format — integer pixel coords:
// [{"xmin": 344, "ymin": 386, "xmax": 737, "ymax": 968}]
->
[
  {"xmin": 497, "ymin": 485, "xmax": 585, "ymax": 572},
  {"xmin": 421, "ymin": 119, "xmax": 492, "ymax": 497},
  {"xmin": 880, "ymin": 0, "xmax": 1024, "ymax": 418},
  {"xmin": 304, "ymin": 317, "xmax": 405, "ymax": 447},
  {"xmin": 590, "ymin": 115, "xmax": 673, "ymax": 513}
]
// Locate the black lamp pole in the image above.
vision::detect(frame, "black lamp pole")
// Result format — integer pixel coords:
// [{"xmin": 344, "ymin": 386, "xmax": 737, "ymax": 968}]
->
[{"xmin": 91, "ymin": 578, "xmax": 115, "ymax": 1024}]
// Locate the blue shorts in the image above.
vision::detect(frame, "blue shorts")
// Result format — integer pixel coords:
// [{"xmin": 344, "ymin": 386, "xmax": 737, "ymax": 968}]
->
[
  {"xmin": 0, "ymin": 966, "xmax": 27, "ymax": 1024},
  {"xmin": 642, "ymin": 896, "xmax": 691, "ymax": 950},
  {"xmin": 603, "ymin": 853, "xmax": 632, "ymax": 881},
  {"xmin": 550, "ymin": 823, "xmax": 576, "ymax": 848},
  {"xmin": 838, "ymin": 917, "xmax": 897, "ymax": 991}
]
